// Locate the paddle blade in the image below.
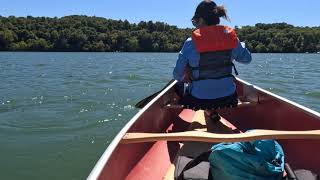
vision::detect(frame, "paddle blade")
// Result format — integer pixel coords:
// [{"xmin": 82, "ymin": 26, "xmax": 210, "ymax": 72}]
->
[{"xmin": 135, "ymin": 79, "xmax": 176, "ymax": 108}]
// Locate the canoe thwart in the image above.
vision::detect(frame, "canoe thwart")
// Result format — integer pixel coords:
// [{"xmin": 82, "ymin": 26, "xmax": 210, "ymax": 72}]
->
[{"xmin": 121, "ymin": 130, "xmax": 320, "ymax": 144}]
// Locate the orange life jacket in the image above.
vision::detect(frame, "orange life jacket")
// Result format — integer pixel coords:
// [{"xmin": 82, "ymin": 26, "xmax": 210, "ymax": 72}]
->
[
  {"xmin": 190, "ymin": 26, "xmax": 239, "ymax": 81},
  {"xmin": 192, "ymin": 25, "xmax": 238, "ymax": 52}
]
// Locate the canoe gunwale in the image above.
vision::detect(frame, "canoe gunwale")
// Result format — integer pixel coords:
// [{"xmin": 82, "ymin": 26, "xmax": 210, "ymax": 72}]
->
[
  {"xmin": 87, "ymin": 80, "xmax": 177, "ymax": 180},
  {"xmin": 236, "ymin": 78, "xmax": 320, "ymax": 119}
]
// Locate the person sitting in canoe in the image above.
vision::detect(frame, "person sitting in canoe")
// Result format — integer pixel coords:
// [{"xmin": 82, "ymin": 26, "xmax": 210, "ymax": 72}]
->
[{"xmin": 173, "ymin": 0, "xmax": 252, "ymax": 120}]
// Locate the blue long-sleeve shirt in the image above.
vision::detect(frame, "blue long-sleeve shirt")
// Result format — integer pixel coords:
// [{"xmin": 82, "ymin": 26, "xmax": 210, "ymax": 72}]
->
[{"xmin": 173, "ymin": 37, "xmax": 252, "ymax": 99}]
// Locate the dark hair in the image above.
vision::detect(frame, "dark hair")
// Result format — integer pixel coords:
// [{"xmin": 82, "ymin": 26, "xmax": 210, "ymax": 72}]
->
[{"xmin": 193, "ymin": 1, "xmax": 230, "ymax": 26}]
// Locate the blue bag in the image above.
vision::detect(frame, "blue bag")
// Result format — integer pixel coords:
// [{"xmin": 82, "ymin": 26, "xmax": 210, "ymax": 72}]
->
[{"xmin": 209, "ymin": 140, "xmax": 285, "ymax": 180}]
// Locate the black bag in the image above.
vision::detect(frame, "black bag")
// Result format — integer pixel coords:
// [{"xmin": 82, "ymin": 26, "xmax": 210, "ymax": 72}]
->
[
  {"xmin": 174, "ymin": 151, "xmax": 212, "ymax": 180},
  {"xmin": 285, "ymin": 163, "xmax": 319, "ymax": 180}
]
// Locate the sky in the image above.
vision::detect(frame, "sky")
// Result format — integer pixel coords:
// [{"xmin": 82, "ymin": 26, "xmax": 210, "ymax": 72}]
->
[{"xmin": 1, "ymin": 0, "xmax": 320, "ymax": 28}]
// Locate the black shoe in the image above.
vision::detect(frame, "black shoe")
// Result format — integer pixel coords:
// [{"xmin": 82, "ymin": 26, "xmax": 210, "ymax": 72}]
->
[{"xmin": 210, "ymin": 112, "xmax": 221, "ymax": 122}]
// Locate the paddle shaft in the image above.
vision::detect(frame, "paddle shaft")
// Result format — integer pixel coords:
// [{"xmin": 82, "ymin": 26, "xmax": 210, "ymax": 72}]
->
[
  {"xmin": 121, "ymin": 130, "xmax": 320, "ymax": 144},
  {"xmin": 135, "ymin": 79, "xmax": 176, "ymax": 108}
]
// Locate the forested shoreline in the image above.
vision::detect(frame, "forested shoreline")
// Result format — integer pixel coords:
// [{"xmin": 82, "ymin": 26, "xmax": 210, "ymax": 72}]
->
[{"xmin": 0, "ymin": 15, "xmax": 319, "ymax": 53}]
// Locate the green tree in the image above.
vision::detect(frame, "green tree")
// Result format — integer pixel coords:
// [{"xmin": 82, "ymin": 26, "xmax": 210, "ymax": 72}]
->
[
  {"xmin": 125, "ymin": 37, "xmax": 139, "ymax": 52},
  {"xmin": 9, "ymin": 41, "xmax": 28, "ymax": 51},
  {"xmin": 27, "ymin": 38, "xmax": 51, "ymax": 51},
  {"xmin": 92, "ymin": 41, "xmax": 106, "ymax": 52},
  {"xmin": 0, "ymin": 29, "xmax": 17, "ymax": 50},
  {"xmin": 255, "ymin": 43, "xmax": 267, "ymax": 53},
  {"xmin": 138, "ymin": 32, "xmax": 153, "ymax": 51}
]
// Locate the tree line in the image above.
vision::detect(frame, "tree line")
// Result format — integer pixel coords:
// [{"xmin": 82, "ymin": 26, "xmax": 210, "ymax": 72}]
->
[
  {"xmin": 237, "ymin": 23, "xmax": 320, "ymax": 53},
  {"xmin": 0, "ymin": 15, "xmax": 319, "ymax": 53}
]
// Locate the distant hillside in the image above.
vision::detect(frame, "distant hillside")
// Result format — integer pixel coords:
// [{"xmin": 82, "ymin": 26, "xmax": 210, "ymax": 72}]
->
[
  {"xmin": 0, "ymin": 15, "xmax": 319, "ymax": 53},
  {"xmin": 237, "ymin": 23, "xmax": 320, "ymax": 53}
]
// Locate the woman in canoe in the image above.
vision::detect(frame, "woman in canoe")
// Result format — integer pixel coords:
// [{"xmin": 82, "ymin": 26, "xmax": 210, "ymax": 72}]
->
[{"xmin": 173, "ymin": 0, "xmax": 252, "ymax": 120}]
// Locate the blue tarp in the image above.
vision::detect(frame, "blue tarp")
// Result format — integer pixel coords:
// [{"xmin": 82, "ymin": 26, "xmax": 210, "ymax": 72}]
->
[{"xmin": 209, "ymin": 139, "xmax": 285, "ymax": 180}]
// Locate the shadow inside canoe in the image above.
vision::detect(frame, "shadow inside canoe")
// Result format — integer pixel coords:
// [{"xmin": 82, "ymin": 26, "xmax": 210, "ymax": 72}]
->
[{"xmin": 165, "ymin": 111, "xmax": 241, "ymax": 164}]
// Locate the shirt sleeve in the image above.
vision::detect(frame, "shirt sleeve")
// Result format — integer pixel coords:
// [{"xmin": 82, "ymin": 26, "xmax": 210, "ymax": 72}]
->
[
  {"xmin": 173, "ymin": 39, "xmax": 191, "ymax": 81},
  {"xmin": 232, "ymin": 40, "xmax": 252, "ymax": 64}
]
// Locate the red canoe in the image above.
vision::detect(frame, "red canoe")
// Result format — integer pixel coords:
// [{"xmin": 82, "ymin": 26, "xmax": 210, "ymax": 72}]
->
[{"xmin": 88, "ymin": 78, "xmax": 320, "ymax": 180}]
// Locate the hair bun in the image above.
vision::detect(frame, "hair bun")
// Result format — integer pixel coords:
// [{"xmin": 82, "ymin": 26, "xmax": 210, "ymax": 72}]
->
[
  {"xmin": 216, "ymin": 6, "xmax": 226, "ymax": 17},
  {"xmin": 214, "ymin": 5, "xmax": 229, "ymax": 21}
]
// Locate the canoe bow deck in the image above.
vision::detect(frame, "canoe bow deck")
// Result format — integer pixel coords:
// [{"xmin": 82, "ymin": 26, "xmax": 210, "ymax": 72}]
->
[{"xmin": 88, "ymin": 78, "xmax": 320, "ymax": 180}]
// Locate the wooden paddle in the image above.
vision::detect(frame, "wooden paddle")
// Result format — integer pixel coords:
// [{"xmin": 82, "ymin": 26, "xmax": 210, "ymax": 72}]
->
[
  {"xmin": 135, "ymin": 79, "xmax": 176, "ymax": 108},
  {"xmin": 121, "ymin": 130, "xmax": 320, "ymax": 144}
]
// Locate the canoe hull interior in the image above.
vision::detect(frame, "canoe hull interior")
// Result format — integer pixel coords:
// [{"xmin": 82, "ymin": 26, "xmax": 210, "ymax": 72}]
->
[{"xmin": 89, "ymin": 79, "xmax": 320, "ymax": 180}]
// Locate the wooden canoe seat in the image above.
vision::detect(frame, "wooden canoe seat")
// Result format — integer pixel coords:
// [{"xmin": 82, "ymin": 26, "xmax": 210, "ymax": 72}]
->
[{"xmin": 163, "ymin": 110, "xmax": 240, "ymax": 180}]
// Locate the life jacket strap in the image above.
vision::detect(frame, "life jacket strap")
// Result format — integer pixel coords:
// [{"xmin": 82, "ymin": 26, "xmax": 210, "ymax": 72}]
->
[
  {"xmin": 190, "ymin": 61, "xmax": 234, "ymax": 71},
  {"xmin": 232, "ymin": 63, "xmax": 239, "ymax": 76},
  {"xmin": 191, "ymin": 74, "xmax": 235, "ymax": 81}
]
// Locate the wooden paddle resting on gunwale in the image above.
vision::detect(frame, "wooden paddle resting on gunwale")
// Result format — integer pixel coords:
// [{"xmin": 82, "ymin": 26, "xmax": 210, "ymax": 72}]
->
[{"xmin": 122, "ymin": 130, "xmax": 320, "ymax": 144}]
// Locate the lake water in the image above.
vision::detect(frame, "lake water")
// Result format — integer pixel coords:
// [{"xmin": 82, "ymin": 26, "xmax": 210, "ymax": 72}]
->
[{"xmin": 0, "ymin": 52, "xmax": 319, "ymax": 180}]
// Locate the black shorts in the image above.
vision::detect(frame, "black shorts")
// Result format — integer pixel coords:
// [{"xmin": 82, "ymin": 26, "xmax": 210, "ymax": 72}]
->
[{"xmin": 178, "ymin": 92, "xmax": 238, "ymax": 111}]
